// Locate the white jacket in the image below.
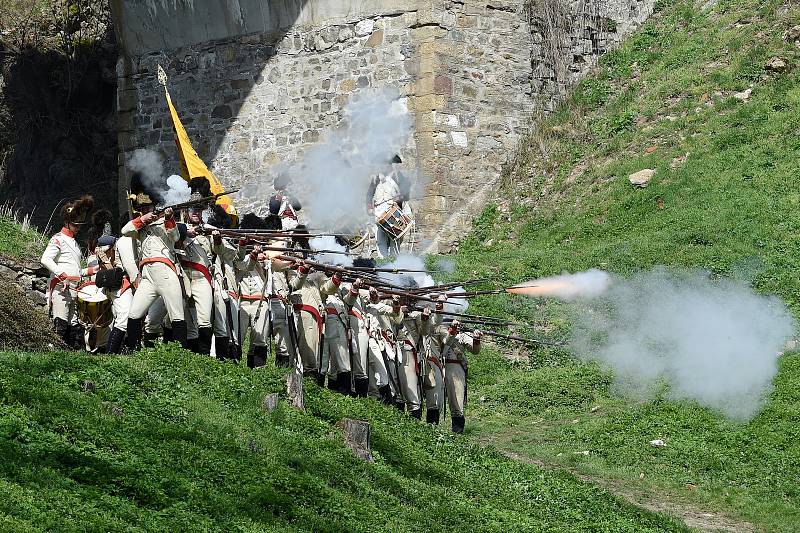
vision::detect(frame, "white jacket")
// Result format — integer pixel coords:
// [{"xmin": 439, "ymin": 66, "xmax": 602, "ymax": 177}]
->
[{"xmin": 40, "ymin": 227, "xmax": 83, "ymax": 294}]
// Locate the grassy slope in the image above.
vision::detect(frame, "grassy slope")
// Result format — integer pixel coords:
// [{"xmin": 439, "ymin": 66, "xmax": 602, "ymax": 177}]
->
[
  {"xmin": 0, "ymin": 347, "xmax": 684, "ymax": 532},
  {"xmin": 0, "ymin": 214, "xmax": 46, "ymax": 259},
  {"xmin": 454, "ymin": 0, "xmax": 800, "ymax": 530}
]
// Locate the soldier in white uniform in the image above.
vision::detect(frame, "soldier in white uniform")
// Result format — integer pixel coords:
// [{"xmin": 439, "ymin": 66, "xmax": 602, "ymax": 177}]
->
[
  {"xmin": 40, "ymin": 195, "xmax": 94, "ymax": 349},
  {"xmin": 178, "ymin": 214, "xmax": 215, "ymax": 356},
  {"xmin": 420, "ymin": 296, "xmax": 450, "ymax": 425},
  {"xmin": 103, "ymin": 212, "xmax": 141, "ymax": 354},
  {"xmin": 436, "ymin": 320, "xmax": 482, "ymax": 434},
  {"xmin": 210, "ymin": 227, "xmax": 240, "ymax": 360},
  {"xmin": 268, "ymin": 174, "xmax": 302, "ymax": 230},
  {"xmin": 395, "ymin": 302, "xmax": 437, "ymax": 418},
  {"xmin": 288, "ymin": 265, "xmax": 337, "ymax": 379},
  {"xmin": 122, "ymin": 202, "xmax": 187, "ymax": 351},
  {"xmin": 367, "ymin": 172, "xmax": 402, "ymax": 258},
  {"xmin": 321, "ymin": 275, "xmax": 359, "ymax": 393},
  {"xmin": 364, "ymin": 287, "xmax": 404, "ymax": 405}
]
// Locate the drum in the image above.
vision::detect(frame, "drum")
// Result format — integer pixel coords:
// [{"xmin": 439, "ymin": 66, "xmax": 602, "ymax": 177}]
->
[
  {"xmin": 76, "ymin": 283, "xmax": 113, "ymax": 330},
  {"xmin": 376, "ymin": 202, "xmax": 413, "ymax": 240}
]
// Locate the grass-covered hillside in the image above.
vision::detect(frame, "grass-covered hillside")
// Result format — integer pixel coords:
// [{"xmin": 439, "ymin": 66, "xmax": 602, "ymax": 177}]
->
[
  {"xmin": 0, "ymin": 348, "xmax": 684, "ymax": 532},
  {"xmin": 455, "ymin": 0, "xmax": 800, "ymax": 530}
]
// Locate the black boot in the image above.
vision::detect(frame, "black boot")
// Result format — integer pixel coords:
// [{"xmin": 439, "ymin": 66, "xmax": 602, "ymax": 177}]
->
[
  {"xmin": 187, "ymin": 338, "xmax": 199, "ymax": 353},
  {"xmin": 378, "ymin": 385, "xmax": 394, "ymax": 405},
  {"xmin": 394, "ymin": 400, "xmax": 406, "ymax": 411},
  {"xmin": 68, "ymin": 324, "xmax": 85, "ymax": 350},
  {"xmin": 275, "ymin": 353, "xmax": 290, "ymax": 368},
  {"xmin": 325, "ymin": 374, "xmax": 337, "ymax": 389},
  {"xmin": 106, "ymin": 328, "xmax": 126, "ymax": 355},
  {"xmin": 354, "ymin": 377, "xmax": 370, "ymax": 398},
  {"xmin": 409, "ymin": 408, "xmax": 422, "ymax": 420},
  {"xmin": 125, "ymin": 318, "xmax": 143, "ymax": 353},
  {"xmin": 229, "ymin": 342, "xmax": 241, "ymax": 362},
  {"xmin": 53, "ymin": 318, "xmax": 70, "ymax": 347},
  {"xmin": 253, "ymin": 346, "xmax": 268, "ymax": 368},
  {"xmin": 451, "ymin": 416, "xmax": 465, "ymax": 434},
  {"xmin": 197, "ymin": 327, "xmax": 213, "ymax": 356},
  {"xmin": 162, "ymin": 327, "xmax": 173, "ymax": 343},
  {"xmin": 336, "ymin": 371, "xmax": 352, "ymax": 396},
  {"xmin": 214, "ymin": 336, "xmax": 230, "ymax": 360},
  {"xmin": 426, "ymin": 409, "xmax": 441, "ymax": 425},
  {"xmin": 171, "ymin": 320, "xmax": 189, "ymax": 349},
  {"xmin": 142, "ymin": 331, "xmax": 160, "ymax": 348}
]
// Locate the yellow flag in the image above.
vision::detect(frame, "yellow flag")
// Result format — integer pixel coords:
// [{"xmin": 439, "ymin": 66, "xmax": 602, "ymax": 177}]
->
[{"xmin": 164, "ymin": 88, "xmax": 238, "ymax": 225}]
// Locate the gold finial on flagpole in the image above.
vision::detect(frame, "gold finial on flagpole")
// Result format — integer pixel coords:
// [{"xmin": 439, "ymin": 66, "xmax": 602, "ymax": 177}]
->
[{"xmin": 157, "ymin": 64, "xmax": 168, "ymax": 87}]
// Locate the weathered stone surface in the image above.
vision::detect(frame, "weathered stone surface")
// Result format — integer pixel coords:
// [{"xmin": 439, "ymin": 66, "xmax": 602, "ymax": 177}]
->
[
  {"xmin": 733, "ymin": 88, "xmax": 752, "ymax": 101},
  {"xmin": 285, "ymin": 372, "xmax": 305, "ymax": 410},
  {"xmin": 114, "ymin": 0, "xmax": 656, "ymax": 252},
  {"xmin": 338, "ymin": 418, "xmax": 373, "ymax": 462},
  {"xmin": 262, "ymin": 393, "xmax": 280, "ymax": 411},
  {"xmin": 765, "ymin": 56, "xmax": 789, "ymax": 73},
  {"xmin": 629, "ymin": 168, "xmax": 656, "ymax": 188}
]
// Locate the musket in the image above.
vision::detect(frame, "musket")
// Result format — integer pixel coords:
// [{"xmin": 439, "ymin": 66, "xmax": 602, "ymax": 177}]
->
[
  {"xmin": 154, "ymin": 189, "xmax": 240, "ymax": 215},
  {"xmin": 244, "ymin": 244, "xmax": 361, "ymax": 256},
  {"xmin": 408, "ymin": 279, "xmax": 489, "ymax": 293},
  {"xmin": 353, "ymin": 266, "xmax": 433, "ymax": 274},
  {"xmin": 415, "ymin": 307, "xmax": 522, "ymax": 326},
  {"xmin": 215, "ymin": 228, "xmax": 355, "ymax": 238},
  {"xmin": 455, "ymin": 324, "xmax": 564, "ymax": 346},
  {"xmin": 437, "ymin": 289, "xmax": 509, "ymax": 298}
]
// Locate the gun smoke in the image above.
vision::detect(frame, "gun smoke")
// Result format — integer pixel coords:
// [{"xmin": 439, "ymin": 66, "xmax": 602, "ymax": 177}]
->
[
  {"xmin": 244, "ymin": 89, "xmax": 416, "ymax": 229},
  {"xmin": 127, "ymin": 149, "xmax": 190, "ymax": 205},
  {"xmin": 547, "ymin": 267, "xmax": 796, "ymax": 420}
]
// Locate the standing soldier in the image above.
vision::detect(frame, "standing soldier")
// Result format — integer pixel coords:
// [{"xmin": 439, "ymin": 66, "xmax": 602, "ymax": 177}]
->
[
  {"xmin": 122, "ymin": 200, "xmax": 187, "ymax": 351},
  {"xmin": 289, "ymin": 264, "xmax": 335, "ymax": 380},
  {"xmin": 364, "ymin": 287, "xmax": 404, "ymax": 405},
  {"xmin": 438, "ymin": 320, "xmax": 482, "ymax": 434},
  {"xmin": 420, "ymin": 296, "xmax": 449, "ymax": 425},
  {"xmin": 395, "ymin": 299, "xmax": 437, "ymax": 418},
  {"xmin": 175, "ymin": 221, "xmax": 214, "ymax": 355},
  {"xmin": 40, "ymin": 195, "xmax": 94, "ymax": 349},
  {"xmin": 96, "ymin": 212, "xmax": 143, "ymax": 354},
  {"xmin": 268, "ymin": 174, "xmax": 302, "ymax": 230},
  {"xmin": 235, "ymin": 242, "xmax": 272, "ymax": 368},
  {"xmin": 345, "ymin": 268, "xmax": 372, "ymax": 397},
  {"xmin": 210, "ymin": 225, "xmax": 240, "ymax": 361},
  {"xmin": 321, "ymin": 275, "xmax": 359, "ymax": 394}
]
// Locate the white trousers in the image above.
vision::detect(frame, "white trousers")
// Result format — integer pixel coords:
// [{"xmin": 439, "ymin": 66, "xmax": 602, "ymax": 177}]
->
[{"xmin": 129, "ymin": 263, "xmax": 184, "ymax": 322}]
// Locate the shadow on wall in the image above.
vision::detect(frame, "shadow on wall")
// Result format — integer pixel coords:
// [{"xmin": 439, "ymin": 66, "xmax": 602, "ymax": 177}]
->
[
  {"xmin": 110, "ymin": 0, "xmax": 310, "ymax": 194},
  {"xmin": 0, "ymin": 35, "xmax": 119, "ymax": 232}
]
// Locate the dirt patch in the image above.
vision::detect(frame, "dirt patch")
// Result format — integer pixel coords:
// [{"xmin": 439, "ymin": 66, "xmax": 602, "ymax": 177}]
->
[
  {"xmin": 0, "ymin": 271, "xmax": 63, "ymax": 351},
  {"xmin": 498, "ymin": 448, "xmax": 757, "ymax": 532}
]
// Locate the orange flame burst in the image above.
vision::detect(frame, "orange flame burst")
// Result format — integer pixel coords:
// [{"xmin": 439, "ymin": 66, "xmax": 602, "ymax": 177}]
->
[{"xmin": 506, "ymin": 280, "xmax": 571, "ymax": 297}]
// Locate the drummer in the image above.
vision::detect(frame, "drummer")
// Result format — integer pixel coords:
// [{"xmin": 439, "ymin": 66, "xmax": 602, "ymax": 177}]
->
[{"xmin": 367, "ymin": 155, "xmax": 411, "ymax": 258}]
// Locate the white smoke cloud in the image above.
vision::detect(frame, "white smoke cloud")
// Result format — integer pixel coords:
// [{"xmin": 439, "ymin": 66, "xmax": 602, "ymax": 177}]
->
[
  {"xmin": 309, "ymin": 236, "xmax": 353, "ymax": 267},
  {"xmin": 163, "ymin": 175, "xmax": 191, "ymax": 205},
  {"xmin": 241, "ymin": 89, "xmax": 416, "ymax": 230},
  {"xmin": 379, "ymin": 254, "xmax": 434, "ymax": 289},
  {"xmin": 567, "ymin": 267, "xmax": 795, "ymax": 420},
  {"xmin": 127, "ymin": 149, "xmax": 190, "ymax": 206}
]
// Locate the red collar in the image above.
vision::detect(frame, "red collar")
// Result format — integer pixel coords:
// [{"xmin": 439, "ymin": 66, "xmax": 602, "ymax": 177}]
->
[{"xmin": 60, "ymin": 227, "xmax": 75, "ymax": 238}]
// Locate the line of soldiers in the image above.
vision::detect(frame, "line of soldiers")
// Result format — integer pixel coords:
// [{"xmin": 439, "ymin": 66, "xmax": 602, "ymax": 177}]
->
[{"xmin": 40, "ymin": 188, "xmax": 482, "ymax": 433}]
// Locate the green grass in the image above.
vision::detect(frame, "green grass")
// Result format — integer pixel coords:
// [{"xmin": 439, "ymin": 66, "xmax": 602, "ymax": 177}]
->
[
  {"xmin": 0, "ymin": 347, "xmax": 685, "ymax": 532},
  {"xmin": 451, "ymin": 0, "xmax": 800, "ymax": 530},
  {"xmin": 0, "ymin": 214, "xmax": 46, "ymax": 259}
]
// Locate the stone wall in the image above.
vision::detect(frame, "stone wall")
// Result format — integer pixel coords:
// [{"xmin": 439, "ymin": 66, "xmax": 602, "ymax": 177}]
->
[{"xmin": 112, "ymin": 0, "xmax": 655, "ymax": 252}]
